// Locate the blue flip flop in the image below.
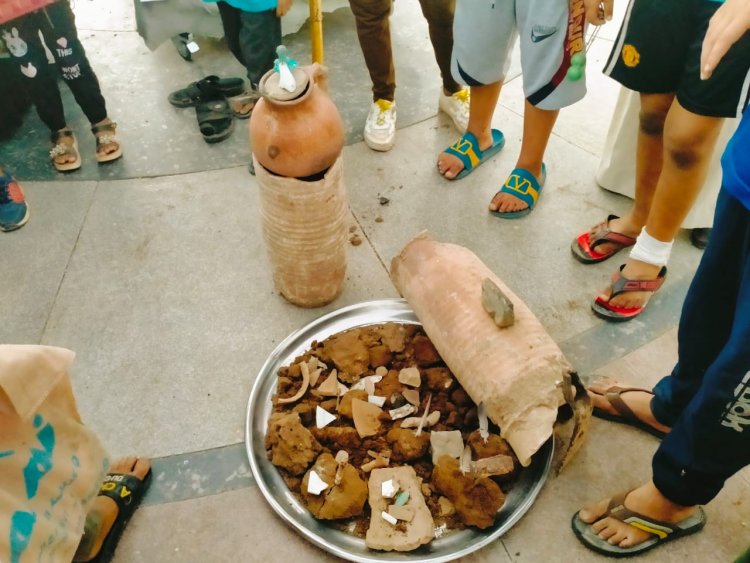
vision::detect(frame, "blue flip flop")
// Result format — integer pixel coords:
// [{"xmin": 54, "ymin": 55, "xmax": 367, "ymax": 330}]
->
[
  {"xmin": 490, "ymin": 163, "xmax": 546, "ymax": 219},
  {"xmin": 441, "ymin": 129, "xmax": 505, "ymax": 180}
]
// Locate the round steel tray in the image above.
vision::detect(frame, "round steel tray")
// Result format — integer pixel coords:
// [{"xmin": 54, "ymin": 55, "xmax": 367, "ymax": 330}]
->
[{"xmin": 246, "ymin": 299, "xmax": 552, "ymax": 563}]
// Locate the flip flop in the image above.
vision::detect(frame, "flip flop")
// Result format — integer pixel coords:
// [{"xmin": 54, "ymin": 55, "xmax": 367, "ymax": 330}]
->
[
  {"xmin": 89, "ymin": 469, "xmax": 152, "ymax": 563},
  {"xmin": 571, "ymin": 215, "xmax": 637, "ymax": 264},
  {"xmin": 572, "ymin": 491, "xmax": 706, "ymax": 557},
  {"xmin": 490, "ymin": 163, "xmax": 546, "ymax": 219},
  {"xmin": 592, "ymin": 265, "xmax": 667, "ymax": 322},
  {"xmin": 441, "ymin": 129, "xmax": 505, "ymax": 180},
  {"xmin": 589, "ymin": 380, "xmax": 667, "ymax": 438},
  {"xmin": 168, "ymin": 75, "xmax": 245, "ymax": 108},
  {"xmin": 229, "ymin": 90, "xmax": 261, "ymax": 119}
]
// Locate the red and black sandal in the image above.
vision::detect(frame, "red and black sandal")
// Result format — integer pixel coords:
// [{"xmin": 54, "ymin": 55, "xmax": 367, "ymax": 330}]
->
[
  {"xmin": 592, "ymin": 265, "xmax": 667, "ymax": 322},
  {"xmin": 572, "ymin": 215, "xmax": 637, "ymax": 264}
]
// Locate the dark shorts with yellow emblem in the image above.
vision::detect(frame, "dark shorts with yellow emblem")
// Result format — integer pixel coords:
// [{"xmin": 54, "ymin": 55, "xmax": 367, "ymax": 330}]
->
[{"xmin": 605, "ymin": 0, "xmax": 750, "ymax": 118}]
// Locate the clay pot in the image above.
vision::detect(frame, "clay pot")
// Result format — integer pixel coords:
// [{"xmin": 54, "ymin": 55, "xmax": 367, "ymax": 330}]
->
[{"xmin": 250, "ymin": 64, "xmax": 344, "ymax": 178}]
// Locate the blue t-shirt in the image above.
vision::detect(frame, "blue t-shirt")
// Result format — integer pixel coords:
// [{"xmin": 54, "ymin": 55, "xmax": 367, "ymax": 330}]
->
[
  {"xmin": 202, "ymin": 0, "xmax": 277, "ymax": 13},
  {"xmin": 722, "ymin": 106, "xmax": 750, "ymax": 211}
]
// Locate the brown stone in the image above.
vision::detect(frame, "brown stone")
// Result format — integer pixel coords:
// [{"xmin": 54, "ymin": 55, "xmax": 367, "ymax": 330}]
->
[{"xmin": 265, "ymin": 412, "xmax": 321, "ymax": 475}]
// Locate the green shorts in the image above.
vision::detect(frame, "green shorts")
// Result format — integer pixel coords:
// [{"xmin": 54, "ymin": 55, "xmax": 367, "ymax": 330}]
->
[
  {"xmin": 605, "ymin": 0, "xmax": 750, "ymax": 118},
  {"xmin": 451, "ymin": 0, "xmax": 587, "ymax": 110}
]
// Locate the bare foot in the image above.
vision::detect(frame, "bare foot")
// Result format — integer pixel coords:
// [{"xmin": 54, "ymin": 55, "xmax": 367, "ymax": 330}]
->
[
  {"xmin": 579, "ymin": 482, "xmax": 698, "ymax": 549},
  {"xmin": 488, "ymin": 164, "xmax": 544, "ymax": 213},
  {"xmin": 437, "ymin": 129, "xmax": 494, "ymax": 180},
  {"xmin": 588, "ymin": 377, "xmax": 671, "ymax": 434},
  {"xmin": 586, "ymin": 215, "xmax": 641, "ymax": 254},
  {"xmin": 597, "ymin": 259, "xmax": 664, "ymax": 311},
  {"xmin": 73, "ymin": 457, "xmax": 151, "ymax": 562}
]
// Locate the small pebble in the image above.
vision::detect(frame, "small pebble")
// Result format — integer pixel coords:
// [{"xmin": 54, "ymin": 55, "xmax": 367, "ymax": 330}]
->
[{"xmin": 350, "ymin": 234, "xmax": 362, "ymax": 246}]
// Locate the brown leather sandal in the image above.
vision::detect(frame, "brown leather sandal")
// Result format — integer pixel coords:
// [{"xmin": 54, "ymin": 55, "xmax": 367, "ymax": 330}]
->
[
  {"xmin": 49, "ymin": 128, "xmax": 82, "ymax": 172},
  {"xmin": 589, "ymin": 381, "xmax": 667, "ymax": 438},
  {"xmin": 92, "ymin": 120, "xmax": 123, "ymax": 163}
]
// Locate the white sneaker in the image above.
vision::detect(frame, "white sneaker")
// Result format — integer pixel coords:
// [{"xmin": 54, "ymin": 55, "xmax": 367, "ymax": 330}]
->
[
  {"xmin": 364, "ymin": 99, "xmax": 397, "ymax": 152},
  {"xmin": 438, "ymin": 88, "xmax": 470, "ymax": 132}
]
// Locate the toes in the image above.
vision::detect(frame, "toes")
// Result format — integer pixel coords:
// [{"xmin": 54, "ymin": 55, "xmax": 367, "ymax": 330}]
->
[
  {"xmin": 595, "ymin": 522, "xmax": 617, "ymax": 540},
  {"xmin": 133, "ymin": 457, "xmax": 152, "ymax": 478},
  {"xmin": 110, "ymin": 456, "xmax": 137, "ymax": 472},
  {"xmin": 578, "ymin": 498, "xmax": 610, "ymax": 524},
  {"xmin": 608, "ymin": 529, "xmax": 630, "ymax": 545}
]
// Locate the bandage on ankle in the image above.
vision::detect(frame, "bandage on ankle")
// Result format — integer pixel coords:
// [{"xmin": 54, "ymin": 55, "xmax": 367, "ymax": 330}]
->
[{"xmin": 629, "ymin": 227, "xmax": 673, "ymax": 266}]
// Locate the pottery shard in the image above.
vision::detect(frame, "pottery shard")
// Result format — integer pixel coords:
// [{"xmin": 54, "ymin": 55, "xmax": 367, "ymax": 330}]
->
[
  {"xmin": 398, "ymin": 366, "xmax": 421, "ymax": 387},
  {"xmin": 432, "ymin": 456, "xmax": 505, "ymax": 530},
  {"xmin": 402, "ymin": 389, "xmax": 420, "ymax": 406},
  {"xmin": 322, "ymin": 329, "xmax": 370, "ymax": 382},
  {"xmin": 471, "ymin": 455, "xmax": 515, "ymax": 479},
  {"xmin": 337, "ymin": 389, "xmax": 370, "ymax": 419},
  {"xmin": 265, "ymin": 412, "xmax": 321, "ymax": 475},
  {"xmin": 352, "ymin": 398, "xmax": 383, "ymax": 438},
  {"xmin": 365, "ymin": 466, "xmax": 434, "ymax": 551},
  {"xmin": 386, "ymin": 427, "xmax": 430, "ymax": 462},
  {"xmin": 429, "ymin": 430, "xmax": 464, "ymax": 465},
  {"xmin": 481, "ymin": 278, "xmax": 515, "ymax": 328},
  {"xmin": 412, "ymin": 334, "xmax": 442, "ymax": 366},
  {"xmin": 301, "ymin": 453, "xmax": 368, "ymax": 520}
]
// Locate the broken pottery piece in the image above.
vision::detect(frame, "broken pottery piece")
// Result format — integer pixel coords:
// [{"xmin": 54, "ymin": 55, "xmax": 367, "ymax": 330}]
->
[
  {"xmin": 334, "ymin": 450, "xmax": 349, "ymax": 485},
  {"xmin": 402, "ymin": 389, "xmax": 420, "ymax": 406},
  {"xmin": 400, "ymin": 411, "xmax": 440, "ymax": 430},
  {"xmin": 388, "ymin": 505, "xmax": 415, "ymax": 522},
  {"xmin": 430, "ymin": 431, "xmax": 465, "ymax": 465},
  {"xmin": 394, "ymin": 490, "xmax": 409, "ymax": 507},
  {"xmin": 389, "ymin": 404, "xmax": 416, "ymax": 421},
  {"xmin": 459, "ymin": 445, "xmax": 473, "ymax": 474},
  {"xmin": 415, "ymin": 393, "xmax": 433, "ymax": 436},
  {"xmin": 478, "ymin": 402, "xmax": 489, "ymax": 442},
  {"xmin": 438, "ymin": 496, "xmax": 455, "ymax": 516},
  {"xmin": 351, "ymin": 375, "xmax": 383, "ymax": 392},
  {"xmin": 398, "ymin": 366, "xmax": 421, "ymax": 387},
  {"xmin": 277, "ymin": 362, "xmax": 311, "ymax": 404},
  {"xmin": 470, "ymin": 455, "xmax": 515, "ymax": 479},
  {"xmin": 317, "ymin": 369, "xmax": 340, "ymax": 396},
  {"xmin": 381, "ymin": 511, "xmax": 398, "ymax": 525},
  {"xmin": 361, "ymin": 450, "xmax": 390, "ymax": 472},
  {"xmin": 307, "ymin": 470, "xmax": 329, "ymax": 495},
  {"xmin": 381, "ymin": 479, "xmax": 398, "ymax": 499},
  {"xmin": 316, "ymin": 406, "xmax": 337, "ymax": 429},
  {"xmin": 368, "ymin": 395, "xmax": 387, "ymax": 407},
  {"xmin": 351, "ymin": 398, "xmax": 383, "ymax": 438},
  {"xmin": 365, "ymin": 467, "xmax": 434, "ymax": 551},
  {"xmin": 375, "ymin": 366, "xmax": 388, "ymax": 377},
  {"xmin": 481, "ymin": 277, "xmax": 515, "ymax": 328}
]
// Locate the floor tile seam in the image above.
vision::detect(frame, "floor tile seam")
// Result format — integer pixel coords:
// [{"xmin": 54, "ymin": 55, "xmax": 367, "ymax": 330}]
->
[
  {"xmin": 349, "ymin": 208, "xmax": 390, "ymax": 274},
  {"xmin": 38, "ymin": 180, "xmax": 100, "ymax": 343}
]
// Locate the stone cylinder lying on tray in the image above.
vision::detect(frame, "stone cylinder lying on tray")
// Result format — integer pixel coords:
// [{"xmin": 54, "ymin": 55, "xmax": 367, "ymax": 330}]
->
[{"xmin": 390, "ymin": 233, "xmax": 579, "ymax": 467}]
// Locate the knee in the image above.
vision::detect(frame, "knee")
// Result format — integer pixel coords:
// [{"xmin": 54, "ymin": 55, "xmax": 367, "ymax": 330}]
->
[
  {"xmin": 419, "ymin": 0, "xmax": 454, "ymax": 27},
  {"xmin": 349, "ymin": 0, "xmax": 392, "ymax": 23},
  {"xmin": 639, "ymin": 111, "xmax": 666, "ymax": 136},
  {"xmin": 664, "ymin": 130, "xmax": 715, "ymax": 171}
]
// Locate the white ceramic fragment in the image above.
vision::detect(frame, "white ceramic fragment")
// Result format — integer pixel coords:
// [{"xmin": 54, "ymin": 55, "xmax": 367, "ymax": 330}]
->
[
  {"xmin": 351, "ymin": 375, "xmax": 383, "ymax": 391},
  {"xmin": 478, "ymin": 402, "xmax": 489, "ymax": 442},
  {"xmin": 381, "ymin": 479, "xmax": 397, "ymax": 498},
  {"xmin": 381, "ymin": 511, "xmax": 398, "ymax": 525},
  {"xmin": 368, "ymin": 395, "xmax": 387, "ymax": 407},
  {"xmin": 316, "ymin": 406, "xmax": 337, "ymax": 429},
  {"xmin": 430, "ymin": 431, "xmax": 465, "ymax": 465},
  {"xmin": 307, "ymin": 470, "xmax": 329, "ymax": 495},
  {"xmin": 389, "ymin": 404, "xmax": 416, "ymax": 421}
]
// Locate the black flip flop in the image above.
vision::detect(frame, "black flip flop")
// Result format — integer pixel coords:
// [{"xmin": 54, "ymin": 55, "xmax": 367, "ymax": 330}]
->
[
  {"xmin": 572, "ymin": 491, "xmax": 706, "ymax": 557},
  {"xmin": 590, "ymin": 383, "xmax": 667, "ymax": 439},
  {"xmin": 196, "ymin": 97, "xmax": 234, "ymax": 143},
  {"xmin": 168, "ymin": 75, "xmax": 245, "ymax": 108},
  {"xmin": 89, "ymin": 469, "xmax": 152, "ymax": 563}
]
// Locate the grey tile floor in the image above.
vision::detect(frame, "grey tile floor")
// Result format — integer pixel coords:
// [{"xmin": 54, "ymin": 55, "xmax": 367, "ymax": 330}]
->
[{"xmin": 1, "ymin": 1, "xmax": 742, "ymax": 562}]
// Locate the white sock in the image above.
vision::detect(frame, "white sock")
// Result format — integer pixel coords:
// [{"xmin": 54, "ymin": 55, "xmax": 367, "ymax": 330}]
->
[{"xmin": 629, "ymin": 227, "xmax": 673, "ymax": 267}]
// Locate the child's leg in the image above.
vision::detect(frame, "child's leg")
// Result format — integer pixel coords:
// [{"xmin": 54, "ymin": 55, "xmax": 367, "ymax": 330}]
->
[
  {"xmin": 40, "ymin": 2, "xmax": 108, "ymax": 127},
  {"xmin": 597, "ymin": 101, "xmax": 723, "ymax": 311},
  {"xmin": 488, "ymin": 101, "xmax": 557, "ymax": 213},
  {"xmin": 437, "ymin": 81, "xmax": 502, "ymax": 179},
  {"xmin": 216, "ymin": 1, "xmax": 244, "ymax": 67},
  {"xmin": 349, "ymin": 0, "xmax": 395, "ymax": 102},
  {"xmin": 586, "ymin": 93, "xmax": 674, "ymax": 255},
  {"xmin": 237, "ymin": 10, "xmax": 280, "ymax": 89},
  {"xmin": 2, "ymin": 12, "xmax": 67, "ymax": 133},
  {"xmin": 417, "ymin": 0, "xmax": 460, "ymax": 96}
]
